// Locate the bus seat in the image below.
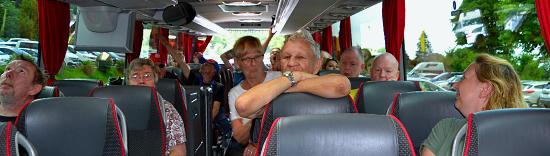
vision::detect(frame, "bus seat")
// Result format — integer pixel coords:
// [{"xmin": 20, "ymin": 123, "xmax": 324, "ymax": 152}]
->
[
  {"xmin": 34, "ymin": 86, "xmax": 62, "ymax": 99},
  {"xmin": 355, "ymin": 81, "xmax": 421, "ymax": 114},
  {"xmin": 452, "ymin": 108, "xmax": 550, "ymax": 156},
  {"xmin": 348, "ymin": 77, "xmax": 370, "ymax": 90},
  {"xmin": 255, "ymin": 93, "xmax": 354, "ymax": 155},
  {"xmin": 50, "ymin": 79, "xmax": 103, "ymax": 97},
  {"xmin": 389, "ymin": 91, "xmax": 463, "ymax": 153},
  {"xmin": 166, "ymin": 66, "xmax": 184, "ymax": 81},
  {"xmin": 14, "ymin": 97, "xmax": 126, "ymax": 156},
  {"xmin": 182, "ymin": 85, "xmax": 211, "ymax": 156},
  {"xmin": 260, "ymin": 114, "xmax": 416, "ymax": 156},
  {"xmin": 156, "ymin": 78, "xmax": 188, "ymax": 134},
  {"xmin": 0, "ymin": 122, "xmax": 37, "ymax": 156},
  {"xmin": 90, "ymin": 86, "xmax": 164, "ymax": 156},
  {"xmin": 318, "ymin": 70, "xmax": 340, "ymax": 76}
]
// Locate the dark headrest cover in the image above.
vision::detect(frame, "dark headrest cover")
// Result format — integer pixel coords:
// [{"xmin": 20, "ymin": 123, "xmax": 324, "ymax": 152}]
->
[
  {"xmin": 348, "ymin": 77, "xmax": 370, "ymax": 90},
  {"xmin": 356, "ymin": 81, "xmax": 421, "ymax": 114},
  {"xmin": 392, "ymin": 91, "xmax": 463, "ymax": 152},
  {"xmin": 263, "ymin": 114, "xmax": 414, "ymax": 156},
  {"xmin": 15, "ymin": 97, "xmax": 123, "ymax": 156},
  {"xmin": 465, "ymin": 108, "xmax": 550, "ymax": 156},
  {"xmin": 51, "ymin": 79, "xmax": 103, "ymax": 97},
  {"xmin": 258, "ymin": 93, "xmax": 354, "ymax": 153},
  {"xmin": 318, "ymin": 70, "xmax": 341, "ymax": 76},
  {"xmin": 90, "ymin": 85, "xmax": 158, "ymax": 131},
  {"xmin": 34, "ymin": 86, "xmax": 60, "ymax": 99},
  {"xmin": 0, "ymin": 122, "xmax": 17, "ymax": 156}
]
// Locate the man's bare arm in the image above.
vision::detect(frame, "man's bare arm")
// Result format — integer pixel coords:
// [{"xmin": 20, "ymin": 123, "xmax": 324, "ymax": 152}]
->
[
  {"xmin": 159, "ymin": 36, "xmax": 191, "ymax": 79},
  {"xmin": 236, "ymin": 72, "xmax": 351, "ymax": 119}
]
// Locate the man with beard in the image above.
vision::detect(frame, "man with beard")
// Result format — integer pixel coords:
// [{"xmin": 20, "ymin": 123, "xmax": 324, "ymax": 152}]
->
[{"xmin": 0, "ymin": 55, "xmax": 44, "ymax": 122}]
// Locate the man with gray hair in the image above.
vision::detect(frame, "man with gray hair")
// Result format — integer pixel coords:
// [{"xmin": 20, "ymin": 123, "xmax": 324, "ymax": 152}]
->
[
  {"xmin": 370, "ymin": 53, "xmax": 399, "ymax": 81},
  {"xmin": 235, "ymin": 29, "xmax": 351, "ymax": 119},
  {"xmin": 339, "ymin": 47, "xmax": 365, "ymax": 77}
]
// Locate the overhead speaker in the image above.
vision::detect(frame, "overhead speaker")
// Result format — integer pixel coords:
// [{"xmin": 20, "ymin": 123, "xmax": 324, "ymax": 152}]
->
[{"xmin": 163, "ymin": 2, "xmax": 196, "ymax": 26}]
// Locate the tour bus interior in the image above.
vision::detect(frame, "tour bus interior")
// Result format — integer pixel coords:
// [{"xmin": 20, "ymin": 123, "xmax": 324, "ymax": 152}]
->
[{"xmin": 1, "ymin": 0, "xmax": 550, "ymax": 156}]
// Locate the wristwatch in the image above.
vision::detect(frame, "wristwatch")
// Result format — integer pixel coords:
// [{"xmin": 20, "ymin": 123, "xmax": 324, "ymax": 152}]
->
[{"xmin": 283, "ymin": 71, "xmax": 296, "ymax": 86}]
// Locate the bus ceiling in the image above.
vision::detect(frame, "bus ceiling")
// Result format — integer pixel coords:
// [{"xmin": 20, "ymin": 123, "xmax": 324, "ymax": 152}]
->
[{"xmin": 63, "ymin": 0, "xmax": 381, "ymax": 35}]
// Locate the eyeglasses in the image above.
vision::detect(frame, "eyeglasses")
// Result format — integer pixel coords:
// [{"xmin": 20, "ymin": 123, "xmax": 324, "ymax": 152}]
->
[
  {"xmin": 239, "ymin": 55, "xmax": 263, "ymax": 64},
  {"xmin": 130, "ymin": 73, "xmax": 153, "ymax": 81}
]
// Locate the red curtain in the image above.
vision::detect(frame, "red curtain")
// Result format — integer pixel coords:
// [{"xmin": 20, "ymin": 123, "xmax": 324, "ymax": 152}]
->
[
  {"xmin": 181, "ymin": 33, "xmax": 193, "ymax": 62},
  {"xmin": 38, "ymin": 0, "xmax": 70, "ymax": 85},
  {"xmin": 339, "ymin": 17, "xmax": 352, "ymax": 51},
  {"xmin": 382, "ymin": 0, "xmax": 405, "ymax": 63},
  {"xmin": 127, "ymin": 21, "xmax": 143, "ymax": 63},
  {"xmin": 312, "ymin": 32, "xmax": 321, "ymax": 44},
  {"xmin": 321, "ymin": 26, "xmax": 333, "ymax": 54},
  {"xmin": 150, "ymin": 28, "xmax": 168, "ymax": 64},
  {"xmin": 536, "ymin": 0, "xmax": 550, "ymax": 54},
  {"xmin": 195, "ymin": 36, "xmax": 212, "ymax": 54}
]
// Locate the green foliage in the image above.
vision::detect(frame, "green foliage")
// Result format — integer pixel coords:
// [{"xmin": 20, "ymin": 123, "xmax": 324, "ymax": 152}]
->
[
  {"xmin": 444, "ymin": 48, "xmax": 477, "ymax": 72},
  {"xmin": 19, "ymin": 0, "xmax": 38, "ymax": 40},
  {"xmin": 0, "ymin": 0, "xmax": 20, "ymax": 39},
  {"xmin": 56, "ymin": 63, "xmax": 124, "ymax": 84}
]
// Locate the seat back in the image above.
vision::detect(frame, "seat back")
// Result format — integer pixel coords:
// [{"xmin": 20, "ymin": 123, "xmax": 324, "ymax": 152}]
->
[
  {"xmin": 15, "ymin": 97, "xmax": 125, "ymax": 156},
  {"xmin": 348, "ymin": 77, "xmax": 370, "ymax": 90},
  {"xmin": 0, "ymin": 122, "xmax": 37, "ymax": 156},
  {"xmin": 318, "ymin": 70, "xmax": 340, "ymax": 76},
  {"xmin": 90, "ymin": 86, "xmax": 164, "ymax": 156},
  {"xmin": 166, "ymin": 66, "xmax": 184, "ymax": 81},
  {"xmin": 34, "ymin": 86, "xmax": 61, "ymax": 99},
  {"xmin": 256, "ymin": 93, "xmax": 354, "ymax": 155},
  {"xmin": 454, "ymin": 108, "xmax": 550, "ymax": 156},
  {"xmin": 50, "ymin": 79, "xmax": 103, "ymax": 97},
  {"xmin": 390, "ymin": 91, "xmax": 463, "ymax": 153},
  {"xmin": 356, "ymin": 81, "xmax": 421, "ymax": 114},
  {"xmin": 156, "ymin": 78, "xmax": 188, "ymax": 134},
  {"xmin": 183, "ymin": 86, "xmax": 206, "ymax": 156},
  {"xmin": 261, "ymin": 114, "xmax": 416, "ymax": 156}
]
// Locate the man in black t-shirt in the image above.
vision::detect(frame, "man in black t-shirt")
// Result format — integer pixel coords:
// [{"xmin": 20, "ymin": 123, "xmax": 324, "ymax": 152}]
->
[{"xmin": 0, "ymin": 55, "xmax": 44, "ymax": 123}]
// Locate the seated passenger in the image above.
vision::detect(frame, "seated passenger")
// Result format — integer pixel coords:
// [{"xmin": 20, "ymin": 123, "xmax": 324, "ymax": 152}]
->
[
  {"xmin": 227, "ymin": 36, "xmax": 281, "ymax": 155},
  {"xmin": 322, "ymin": 58, "xmax": 339, "ymax": 71},
  {"xmin": 0, "ymin": 55, "xmax": 44, "ymax": 123},
  {"xmin": 126, "ymin": 58, "xmax": 187, "ymax": 156},
  {"xmin": 269, "ymin": 48, "xmax": 281, "ymax": 71},
  {"xmin": 235, "ymin": 29, "xmax": 351, "ymax": 121},
  {"xmin": 349, "ymin": 52, "xmax": 400, "ymax": 101},
  {"xmin": 339, "ymin": 47, "xmax": 365, "ymax": 77},
  {"xmin": 421, "ymin": 54, "xmax": 527, "ymax": 156}
]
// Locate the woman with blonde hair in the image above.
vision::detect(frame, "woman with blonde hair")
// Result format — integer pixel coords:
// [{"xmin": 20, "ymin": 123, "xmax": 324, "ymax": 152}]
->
[{"xmin": 421, "ymin": 53, "xmax": 526, "ymax": 156}]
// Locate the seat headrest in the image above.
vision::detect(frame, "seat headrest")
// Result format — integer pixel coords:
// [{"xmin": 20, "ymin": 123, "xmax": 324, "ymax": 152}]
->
[
  {"xmin": 462, "ymin": 108, "xmax": 550, "ymax": 156},
  {"xmin": 356, "ymin": 81, "xmax": 421, "ymax": 114},
  {"xmin": 156, "ymin": 78, "xmax": 186, "ymax": 113},
  {"xmin": 90, "ymin": 85, "xmax": 159, "ymax": 131},
  {"xmin": 0, "ymin": 122, "xmax": 17, "ymax": 156},
  {"xmin": 348, "ymin": 77, "xmax": 370, "ymax": 89},
  {"xmin": 262, "ymin": 114, "xmax": 415, "ymax": 156},
  {"xmin": 257, "ymin": 93, "xmax": 354, "ymax": 154},
  {"xmin": 390, "ymin": 91, "xmax": 463, "ymax": 153},
  {"xmin": 318, "ymin": 70, "xmax": 340, "ymax": 76},
  {"xmin": 34, "ymin": 86, "xmax": 61, "ymax": 99},
  {"xmin": 15, "ymin": 97, "xmax": 124, "ymax": 156},
  {"xmin": 51, "ymin": 79, "xmax": 103, "ymax": 97}
]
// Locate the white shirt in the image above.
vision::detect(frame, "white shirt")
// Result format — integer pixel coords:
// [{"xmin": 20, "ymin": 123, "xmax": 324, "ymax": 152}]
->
[{"xmin": 228, "ymin": 71, "xmax": 282, "ymax": 124}]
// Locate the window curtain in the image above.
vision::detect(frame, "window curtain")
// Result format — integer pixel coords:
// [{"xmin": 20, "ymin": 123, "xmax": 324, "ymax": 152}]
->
[
  {"xmin": 150, "ymin": 28, "xmax": 168, "ymax": 64},
  {"xmin": 195, "ymin": 36, "xmax": 212, "ymax": 54},
  {"xmin": 312, "ymin": 32, "xmax": 321, "ymax": 44},
  {"xmin": 179, "ymin": 33, "xmax": 193, "ymax": 62},
  {"xmin": 339, "ymin": 17, "xmax": 352, "ymax": 51},
  {"xmin": 382, "ymin": 0, "xmax": 405, "ymax": 63},
  {"xmin": 536, "ymin": 0, "xmax": 550, "ymax": 54},
  {"xmin": 38, "ymin": 0, "xmax": 70, "ymax": 85},
  {"xmin": 127, "ymin": 21, "xmax": 143, "ymax": 63},
  {"xmin": 321, "ymin": 26, "xmax": 333, "ymax": 54}
]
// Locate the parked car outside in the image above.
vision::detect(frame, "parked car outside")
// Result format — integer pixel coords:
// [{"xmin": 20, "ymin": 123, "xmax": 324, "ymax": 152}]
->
[
  {"xmin": 538, "ymin": 84, "xmax": 550, "ymax": 107},
  {"xmin": 0, "ymin": 51, "xmax": 11, "ymax": 65},
  {"xmin": 431, "ymin": 72, "xmax": 462, "ymax": 82},
  {"xmin": 19, "ymin": 48, "xmax": 38, "ymax": 57},
  {"xmin": 435, "ymin": 75, "xmax": 463, "ymax": 91},
  {"xmin": 0, "ymin": 46, "xmax": 37, "ymax": 61},
  {"xmin": 64, "ymin": 50, "xmax": 81, "ymax": 66},
  {"xmin": 409, "ymin": 78, "xmax": 448, "ymax": 91},
  {"xmin": 522, "ymin": 81, "xmax": 548, "ymax": 107},
  {"xmin": 7, "ymin": 38, "xmax": 30, "ymax": 43},
  {"xmin": 0, "ymin": 42, "xmax": 17, "ymax": 47}
]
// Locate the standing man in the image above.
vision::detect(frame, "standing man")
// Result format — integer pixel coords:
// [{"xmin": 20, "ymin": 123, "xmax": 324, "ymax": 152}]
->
[{"xmin": 0, "ymin": 55, "xmax": 44, "ymax": 122}]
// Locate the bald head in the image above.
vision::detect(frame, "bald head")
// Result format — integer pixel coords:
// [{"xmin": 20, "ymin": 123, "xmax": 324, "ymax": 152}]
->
[{"xmin": 370, "ymin": 53, "xmax": 399, "ymax": 81}]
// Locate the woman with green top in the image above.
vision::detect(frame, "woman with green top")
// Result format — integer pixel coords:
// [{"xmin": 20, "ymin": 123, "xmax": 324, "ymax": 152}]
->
[{"xmin": 421, "ymin": 54, "xmax": 527, "ymax": 156}]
